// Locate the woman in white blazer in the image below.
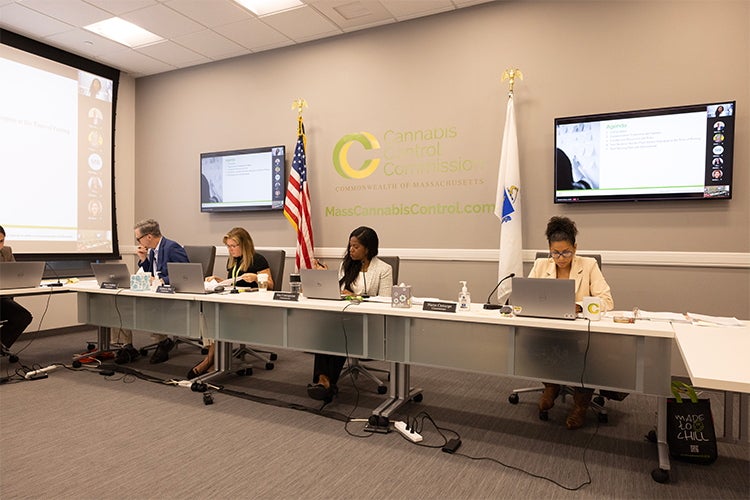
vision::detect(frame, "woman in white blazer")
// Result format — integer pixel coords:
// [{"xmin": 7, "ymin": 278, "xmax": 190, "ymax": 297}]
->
[
  {"xmin": 529, "ymin": 216, "xmax": 614, "ymax": 429},
  {"xmin": 307, "ymin": 226, "xmax": 392, "ymax": 402}
]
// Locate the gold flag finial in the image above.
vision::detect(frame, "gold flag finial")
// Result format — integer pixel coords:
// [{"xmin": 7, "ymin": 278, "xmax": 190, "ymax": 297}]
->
[
  {"xmin": 501, "ymin": 68, "xmax": 523, "ymax": 96},
  {"xmin": 292, "ymin": 98, "xmax": 308, "ymax": 116}
]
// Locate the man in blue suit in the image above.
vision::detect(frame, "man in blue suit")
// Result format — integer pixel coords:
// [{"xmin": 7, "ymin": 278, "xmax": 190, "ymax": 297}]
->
[{"xmin": 114, "ymin": 219, "xmax": 189, "ymax": 364}]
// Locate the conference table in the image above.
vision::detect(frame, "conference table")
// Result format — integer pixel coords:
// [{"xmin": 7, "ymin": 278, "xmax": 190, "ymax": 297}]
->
[
  {"xmin": 70, "ymin": 280, "xmax": 683, "ymax": 480},
  {"xmin": 672, "ymin": 323, "xmax": 750, "ymax": 444}
]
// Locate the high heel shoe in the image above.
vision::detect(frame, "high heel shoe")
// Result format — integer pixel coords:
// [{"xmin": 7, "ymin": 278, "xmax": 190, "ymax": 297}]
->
[{"xmin": 187, "ymin": 358, "xmax": 213, "ymax": 379}]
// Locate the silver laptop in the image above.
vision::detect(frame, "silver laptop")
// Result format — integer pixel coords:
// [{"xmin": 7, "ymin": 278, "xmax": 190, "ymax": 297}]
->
[
  {"xmin": 0, "ymin": 261, "xmax": 45, "ymax": 289},
  {"xmin": 167, "ymin": 262, "xmax": 209, "ymax": 294},
  {"xmin": 299, "ymin": 269, "xmax": 344, "ymax": 300},
  {"xmin": 91, "ymin": 263, "xmax": 131, "ymax": 288},
  {"xmin": 510, "ymin": 277, "xmax": 577, "ymax": 320}
]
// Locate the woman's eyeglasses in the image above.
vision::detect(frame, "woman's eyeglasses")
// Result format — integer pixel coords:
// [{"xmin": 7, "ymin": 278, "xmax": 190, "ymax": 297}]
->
[{"xmin": 550, "ymin": 250, "xmax": 574, "ymax": 259}]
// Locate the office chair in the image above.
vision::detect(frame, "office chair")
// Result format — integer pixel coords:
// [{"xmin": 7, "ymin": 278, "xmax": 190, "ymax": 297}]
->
[
  {"xmin": 233, "ymin": 249, "xmax": 285, "ymax": 371},
  {"xmin": 508, "ymin": 252, "xmax": 615, "ymax": 422},
  {"xmin": 339, "ymin": 255, "xmax": 399, "ymax": 394},
  {"xmin": 138, "ymin": 245, "xmax": 216, "ymax": 358}
]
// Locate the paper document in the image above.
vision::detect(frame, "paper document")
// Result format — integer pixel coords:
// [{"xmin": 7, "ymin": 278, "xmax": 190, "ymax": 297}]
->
[
  {"xmin": 634, "ymin": 310, "xmax": 689, "ymax": 322},
  {"xmin": 686, "ymin": 312, "xmax": 743, "ymax": 327}
]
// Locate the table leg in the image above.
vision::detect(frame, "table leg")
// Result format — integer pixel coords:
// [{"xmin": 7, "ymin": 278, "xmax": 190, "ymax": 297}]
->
[
  {"xmin": 651, "ymin": 395, "xmax": 671, "ymax": 483},
  {"xmin": 196, "ymin": 340, "xmax": 233, "ymax": 384},
  {"xmin": 370, "ymin": 362, "xmax": 423, "ymax": 420}
]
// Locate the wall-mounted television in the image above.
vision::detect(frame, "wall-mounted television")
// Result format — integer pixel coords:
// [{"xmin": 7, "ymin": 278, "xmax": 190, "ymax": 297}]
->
[
  {"xmin": 554, "ymin": 100, "xmax": 735, "ymax": 203},
  {"xmin": 200, "ymin": 145, "xmax": 285, "ymax": 212}
]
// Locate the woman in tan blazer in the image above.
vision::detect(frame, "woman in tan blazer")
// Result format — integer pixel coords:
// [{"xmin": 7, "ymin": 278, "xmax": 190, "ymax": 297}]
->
[{"xmin": 529, "ymin": 216, "xmax": 614, "ymax": 429}]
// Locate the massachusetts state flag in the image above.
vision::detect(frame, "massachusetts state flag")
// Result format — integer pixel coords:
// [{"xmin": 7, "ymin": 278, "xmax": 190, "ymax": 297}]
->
[
  {"xmin": 284, "ymin": 116, "xmax": 315, "ymax": 271},
  {"xmin": 494, "ymin": 94, "xmax": 523, "ymax": 301}
]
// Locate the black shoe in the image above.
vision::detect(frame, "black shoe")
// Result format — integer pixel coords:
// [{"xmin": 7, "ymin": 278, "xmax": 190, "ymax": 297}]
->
[
  {"xmin": 307, "ymin": 383, "xmax": 338, "ymax": 401},
  {"xmin": 307, "ymin": 383, "xmax": 331, "ymax": 400},
  {"xmin": 115, "ymin": 344, "xmax": 140, "ymax": 365},
  {"xmin": 150, "ymin": 338, "xmax": 174, "ymax": 364}
]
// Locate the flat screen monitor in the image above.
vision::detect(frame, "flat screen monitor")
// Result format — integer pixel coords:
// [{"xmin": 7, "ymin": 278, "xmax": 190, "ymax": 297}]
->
[
  {"xmin": 554, "ymin": 100, "xmax": 735, "ymax": 203},
  {"xmin": 200, "ymin": 145, "xmax": 285, "ymax": 213}
]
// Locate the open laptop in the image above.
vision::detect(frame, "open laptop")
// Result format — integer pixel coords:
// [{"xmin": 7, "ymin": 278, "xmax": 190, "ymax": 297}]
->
[
  {"xmin": 299, "ymin": 269, "xmax": 344, "ymax": 300},
  {"xmin": 0, "ymin": 261, "xmax": 46, "ymax": 290},
  {"xmin": 509, "ymin": 277, "xmax": 577, "ymax": 320},
  {"xmin": 91, "ymin": 263, "xmax": 131, "ymax": 288},
  {"xmin": 167, "ymin": 262, "xmax": 211, "ymax": 294}
]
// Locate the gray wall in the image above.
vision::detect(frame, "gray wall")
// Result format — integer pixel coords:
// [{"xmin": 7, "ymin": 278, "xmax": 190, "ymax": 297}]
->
[{"xmin": 124, "ymin": 0, "xmax": 749, "ymax": 317}]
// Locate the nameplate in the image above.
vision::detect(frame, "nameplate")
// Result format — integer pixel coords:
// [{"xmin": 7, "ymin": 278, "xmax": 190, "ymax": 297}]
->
[
  {"xmin": 422, "ymin": 301, "xmax": 457, "ymax": 313},
  {"xmin": 273, "ymin": 292, "xmax": 299, "ymax": 302},
  {"xmin": 100, "ymin": 282, "xmax": 118, "ymax": 289},
  {"xmin": 156, "ymin": 285, "xmax": 175, "ymax": 294}
]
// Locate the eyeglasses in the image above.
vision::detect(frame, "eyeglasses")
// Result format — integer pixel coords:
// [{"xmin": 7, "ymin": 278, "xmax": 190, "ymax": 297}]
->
[
  {"xmin": 135, "ymin": 233, "xmax": 148, "ymax": 243},
  {"xmin": 550, "ymin": 250, "xmax": 574, "ymax": 259},
  {"xmin": 226, "ymin": 242, "xmax": 240, "ymax": 249}
]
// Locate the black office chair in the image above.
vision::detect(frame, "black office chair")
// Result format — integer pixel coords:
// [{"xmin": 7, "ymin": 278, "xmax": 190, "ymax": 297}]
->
[
  {"xmin": 508, "ymin": 252, "xmax": 616, "ymax": 422},
  {"xmin": 138, "ymin": 245, "xmax": 216, "ymax": 357},
  {"xmin": 339, "ymin": 255, "xmax": 399, "ymax": 394},
  {"xmin": 233, "ymin": 249, "xmax": 285, "ymax": 370}
]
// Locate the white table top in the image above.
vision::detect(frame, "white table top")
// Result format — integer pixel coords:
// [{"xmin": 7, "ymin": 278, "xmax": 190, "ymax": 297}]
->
[
  {"xmin": 672, "ymin": 323, "xmax": 750, "ymax": 393},
  {"xmin": 68, "ymin": 281, "xmax": 675, "ymax": 339}
]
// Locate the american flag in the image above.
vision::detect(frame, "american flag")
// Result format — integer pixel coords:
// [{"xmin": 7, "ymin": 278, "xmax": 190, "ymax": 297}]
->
[{"xmin": 284, "ymin": 116, "xmax": 315, "ymax": 270}]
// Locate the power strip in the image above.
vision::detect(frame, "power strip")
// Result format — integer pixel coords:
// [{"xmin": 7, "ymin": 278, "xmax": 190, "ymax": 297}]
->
[{"xmin": 394, "ymin": 420, "xmax": 423, "ymax": 443}]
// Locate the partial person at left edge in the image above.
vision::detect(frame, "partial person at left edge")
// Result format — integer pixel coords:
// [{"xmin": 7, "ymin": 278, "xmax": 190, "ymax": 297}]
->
[
  {"xmin": 113, "ymin": 219, "xmax": 189, "ymax": 365},
  {"xmin": 0, "ymin": 225, "xmax": 34, "ymax": 356}
]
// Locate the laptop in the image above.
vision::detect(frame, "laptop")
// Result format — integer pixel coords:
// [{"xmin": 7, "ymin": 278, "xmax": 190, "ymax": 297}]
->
[
  {"xmin": 509, "ymin": 277, "xmax": 577, "ymax": 320},
  {"xmin": 91, "ymin": 263, "xmax": 131, "ymax": 288},
  {"xmin": 0, "ymin": 261, "xmax": 45, "ymax": 290},
  {"xmin": 167, "ymin": 262, "xmax": 210, "ymax": 294},
  {"xmin": 299, "ymin": 269, "xmax": 344, "ymax": 300}
]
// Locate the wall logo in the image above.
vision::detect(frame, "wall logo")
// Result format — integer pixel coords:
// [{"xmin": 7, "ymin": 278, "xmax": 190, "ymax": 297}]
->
[{"xmin": 333, "ymin": 132, "xmax": 381, "ymax": 179}]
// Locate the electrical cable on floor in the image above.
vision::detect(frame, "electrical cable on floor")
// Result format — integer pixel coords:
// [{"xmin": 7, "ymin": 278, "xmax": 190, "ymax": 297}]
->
[
  {"xmin": 338, "ymin": 301, "xmax": 375, "ymax": 438},
  {"xmin": 392, "ymin": 409, "xmax": 597, "ymax": 491}
]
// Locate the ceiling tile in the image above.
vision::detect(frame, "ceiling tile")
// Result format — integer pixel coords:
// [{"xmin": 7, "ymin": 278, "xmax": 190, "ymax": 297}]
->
[
  {"xmin": 452, "ymin": 0, "xmax": 496, "ymax": 6},
  {"xmin": 21, "ymin": 0, "xmax": 111, "ymax": 25},
  {"xmin": 260, "ymin": 5, "xmax": 341, "ymax": 43},
  {"xmin": 0, "ymin": 2, "xmax": 74, "ymax": 37},
  {"xmin": 45, "ymin": 27, "xmax": 130, "ymax": 57},
  {"xmin": 163, "ymin": 0, "xmax": 252, "ymax": 28},
  {"xmin": 174, "ymin": 29, "xmax": 246, "ymax": 59},
  {"xmin": 309, "ymin": 0, "xmax": 394, "ymax": 32},
  {"xmin": 380, "ymin": 0, "xmax": 454, "ymax": 21},
  {"xmin": 212, "ymin": 17, "xmax": 290, "ymax": 51},
  {"xmin": 95, "ymin": 46, "xmax": 175, "ymax": 76},
  {"xmin": 120, "ymin": 2, "xmax": 205, "ymax": 38},
  {"xmin": 136, "ymin": 39, "xmax": 210, "ymax": 66},
  {"xmin": 84, "ymin": 0, "xmax": 159, "ymax": 16}
]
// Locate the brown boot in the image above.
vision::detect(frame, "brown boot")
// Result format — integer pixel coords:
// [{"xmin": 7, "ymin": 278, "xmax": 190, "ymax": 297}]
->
[
  {"xmin": 566, "ymin": 389, "xmax": 593, "ymax": 430},
  {"xmin": 538, "ymin": 383, "xmax": 561, "ymax": 412}
]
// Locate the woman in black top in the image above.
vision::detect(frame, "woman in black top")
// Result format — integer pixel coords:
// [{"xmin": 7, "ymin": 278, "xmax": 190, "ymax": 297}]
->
[{"xmin": 188, "ymin": 227, "xmax": 273, "ymax": 378}]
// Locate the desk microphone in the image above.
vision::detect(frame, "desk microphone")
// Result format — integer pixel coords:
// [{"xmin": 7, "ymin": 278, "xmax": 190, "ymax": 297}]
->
[
  {"xmin": 45, "ymin": 261, "xmax": 64, "ymax": 287},
  {"xmin": 483, "ymin": 273, "xmax": 515, "ymax": 310}
]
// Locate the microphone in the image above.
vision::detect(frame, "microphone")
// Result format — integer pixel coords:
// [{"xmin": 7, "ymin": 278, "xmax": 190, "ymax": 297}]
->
[
  {"xmin": 483, "ymin": 273, "xmax": 515, "ymax": 310},
  {"xmin": 45, "ymin": 261, "xmax": 64, "ymax": 287}
]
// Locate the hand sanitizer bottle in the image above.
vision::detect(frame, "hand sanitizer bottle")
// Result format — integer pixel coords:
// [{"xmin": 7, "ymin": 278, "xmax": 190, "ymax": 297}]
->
[{"xmin": 458, "ymin": 281, "xmax": 471, "ymax": 311}]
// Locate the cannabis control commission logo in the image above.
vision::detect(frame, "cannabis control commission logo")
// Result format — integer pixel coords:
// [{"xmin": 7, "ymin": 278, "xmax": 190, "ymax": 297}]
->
[{"xmin": 333, "ymin": 132, "xmax": 381, "ymax": 179}]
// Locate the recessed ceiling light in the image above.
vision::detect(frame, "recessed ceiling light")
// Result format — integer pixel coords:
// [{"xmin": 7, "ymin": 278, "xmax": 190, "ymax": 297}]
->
[
  {"xmin": 84, "ymin": 17, "xmax": 163, "ymax": 48},
  {"xmin": 234, "ymin": 0, "xmax": 304, "ymax": 17}
]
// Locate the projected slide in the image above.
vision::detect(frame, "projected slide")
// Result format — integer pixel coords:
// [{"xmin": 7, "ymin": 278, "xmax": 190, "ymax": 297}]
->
[{"xmin": 1, "ymin": 33, "xmax": 117, "ymax": 256}]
